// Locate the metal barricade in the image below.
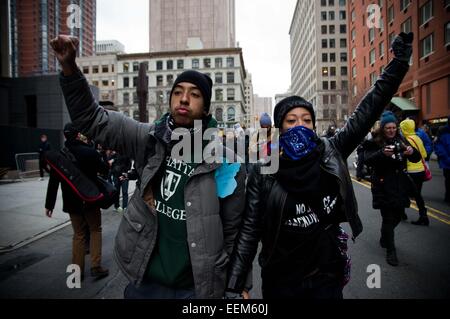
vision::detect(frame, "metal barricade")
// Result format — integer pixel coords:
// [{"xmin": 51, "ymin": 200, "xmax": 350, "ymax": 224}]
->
[{"xmin": 15, "ymin": 152, "xmax": 40, "ymax": 180}]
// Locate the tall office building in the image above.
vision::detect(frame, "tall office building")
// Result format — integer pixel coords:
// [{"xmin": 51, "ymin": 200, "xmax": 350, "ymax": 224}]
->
[
  {"xmin": 149, "ymin": 0, "xmax": 236, "ymax": 52},
  {"xmin": 348, "ymin": 0, "xmax": 450, "ymax": 125},
  {"xmin": 9, "ymin": 0, "xmax": 96, "ymax": 77},
  {"xmin": 290, "ymin": 0, "xmax": 350, "ymax": 134}
]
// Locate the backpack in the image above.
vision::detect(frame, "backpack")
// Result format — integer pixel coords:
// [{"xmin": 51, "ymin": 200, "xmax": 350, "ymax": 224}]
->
[{"xmin": 45, "ymin": 147, "xmax": 117, "ymax": 209}]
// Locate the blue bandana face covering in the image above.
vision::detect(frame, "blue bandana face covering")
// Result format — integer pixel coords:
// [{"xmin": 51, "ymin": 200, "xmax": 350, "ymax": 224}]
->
[{"xmin": 279, "ymin": 125, "xmax": 318, "ymax": 160}]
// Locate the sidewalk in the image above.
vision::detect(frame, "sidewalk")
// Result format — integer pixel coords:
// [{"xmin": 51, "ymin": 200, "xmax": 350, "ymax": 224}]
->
[{"xmin": 0, "ymin": 177, "xmax": 135, "ymax": 253}]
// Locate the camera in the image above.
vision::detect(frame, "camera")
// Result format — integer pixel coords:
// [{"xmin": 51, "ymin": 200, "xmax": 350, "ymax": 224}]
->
[{"xmin": 385, "ymin": 140, "xmax": 405, "ymax": 161}]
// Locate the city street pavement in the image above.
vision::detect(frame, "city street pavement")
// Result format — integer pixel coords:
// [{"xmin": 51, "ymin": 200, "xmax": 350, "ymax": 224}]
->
[{"xmin": 0, "ymin": 159, "xmax": 449, "ymax": 299}]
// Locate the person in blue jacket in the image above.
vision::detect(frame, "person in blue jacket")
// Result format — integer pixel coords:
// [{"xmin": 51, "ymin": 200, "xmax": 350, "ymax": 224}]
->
[{"xmin": 434, "ymin": 117, "xmax": 450, "ymax": 203}]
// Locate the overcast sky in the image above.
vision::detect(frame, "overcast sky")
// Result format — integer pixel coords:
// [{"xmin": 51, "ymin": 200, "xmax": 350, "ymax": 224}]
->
[{"xmin": 96, "ymin": 0, "xmax": 298, "ymax": 101}]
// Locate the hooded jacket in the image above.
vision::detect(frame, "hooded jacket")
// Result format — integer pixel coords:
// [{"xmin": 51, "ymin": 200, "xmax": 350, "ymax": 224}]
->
[{"xmin": 400, "ymin": 119, "xmax": 426, "ymax": 173}]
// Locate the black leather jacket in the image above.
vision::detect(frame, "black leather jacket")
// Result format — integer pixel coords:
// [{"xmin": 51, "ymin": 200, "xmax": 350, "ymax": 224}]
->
[{"xmin": 227, "ymin": 58, "xmax": 409, "ymax": 292}]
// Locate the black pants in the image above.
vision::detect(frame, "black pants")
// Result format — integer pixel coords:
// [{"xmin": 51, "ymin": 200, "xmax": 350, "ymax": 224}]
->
[
  {"xmin": 39, "ymin": 158, "xmax": 49, "ymax": 178},
  {"xmin": 262, "ymin": 272, "xmax": 343, "ymax": 299},
  {"xmin": 380, "ymin": 207, "xmax": 403, "ymax": 251},
  {"xmin": 408, "ymin": 172, "xmax": 427, "ymax": 216},
  {"xmin": 444, "ymin": 169, "xmax": 450, "ymax": 202}
]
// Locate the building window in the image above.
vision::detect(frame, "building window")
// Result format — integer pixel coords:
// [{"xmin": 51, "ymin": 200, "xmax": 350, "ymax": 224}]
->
[
  {"xmin": 370, "ymin": 72, "xmax": 377, "ymax": 86},
  {"xmin": 329, "ymin": 25, "xmax": 335, "ymax": 34},
  {"xmin": 102, "ymin": 80, "xmax": 108, "ymax": 87},
  {"xmin": 329, "ymin": 0, "xmax": 334, "ymax": 5},
  {"xmin": 322, "ymin": 67, "xmax": 329, "ymax": 77},
  {"xmin": 420, "ymin": 1, "xmax": 433, "ymax": 25},
  {"xmin": 330, "ymin": 81, "xmax": 336, "ymax": 90},
  {"xmin": 379, "ymin": 17, "xmax": 384, "ymax": 32},
  {"xmin": 133, "ymin": 92, "xmax": 138, "ymax": 104},
  {"xmin": 339, "ymin": 10, "xmax": 346, "ymax": 20},
  {"xmin": 204, "ymin": 58, "xmax": 211, "ymax": 68},
  {"xmin": 177, "ymin": 59, "xmax": 184, "ymax": 69},
  {"xmin": 421, "ymin": 33, "xmax": 434, "ymax": 57},
  {"xmin": 215, "ymin": 58, "xmax": 223, "ymax": 68},
  {"xmin": 111, "ymin": 65, "xmax": 115, "ymax": 73},
  {"xmin": 369, "ymin": 28, "xmax": 375, "ymax": 42},
  {"xmin": 330, "ymin": 95, "xmax": 337, "ymax": 104},
  {"xmin": 157, "ymin": 75, "xmax": 163, "ymax": 86},
  {"xmin": 329, "ymin": 11, "xmax": 335, "ymax": 20},
  {"xmin": 351, "ymin": 9, "xmax": 355, "ymax": 22},
  {"xmin": 446, "ymin": 22, "xmax": 450, "ymax": 46},
  {"xmin": 330, "ymin": 53, "xmax": 336, "ymax": 62},
  {"xmin": 322, "ymin": 39, "xmax": 328, "ymax": 48},
  {"xmin": 379, "ymin": 41, "xmax": 385, "ymax": 57},
  {"xmin": 321, "ymin": 0, "xmax": 327, "ymax": 6},
  {"xmin": 351, "ymin": 28, "xmax": 356, "ymax": 41},
  {"xmin": 388, "ymin": 5, "xmax": 394, "ymax": 23},
  {"xmin": 340, "ymin": 39, "xmax": 347, "ymax": 48},
  {"xmin": 100, "ymin": 65, "xmax": 107, "ymax": 73},
  {"xmin": 322, "ymin": 53, "xmax": 328, "ymax": 62},
  {"xmin": 340, "ymin": 24, "xmax": 346, "ymax": 34},
  {"xmin": 156, "ymin": 61, "xmax": 163, "ymax": 70},
  {"xmin": 323, "ymin": 95, "xmax": 329, "ymax": 104},
  {"xmin": 167, "ymin": 60, "xmax": 173, "ymax": 70},
  {"xmin": 83, "ymin": 66, "xmax": 89, "ymax": 74},
  {"xmin": 227, "ymin": 88, "xmax": 235, "ymax": 101},
  {"xmin": 400, "ymin": 0, "xmax": 411, "ymax": 11},
  {"xmin": 401, "ymin": 18, "xmax": 412, "ymax": 33},
  {"xmin": 123, "ymin": 92, "xmax": 129, "ymax": 105},
  {"xmin": 341, "ymin": 95, "xmax": 348, "ymax": 104},
  {"xmin": 216, "ymin": 89, "xmax": 223, "ymax": 101},
  {"xmin": 339, "ymin": 0, "xmax": 346, "ymax": 6},
  {"xmin": 192, "ymin": 59, "xmax": 199, "ymax": 69},
  {"xmin": 340, "ymin": 52, "xmax": 347, "ymax": 62},
  {"xmin": 323, "ymin": 108, "xmax": 329, "ymax": 118},
  {"xmin": 321, "ymin": 11, "xmax": 327, "ymax": 21},
  {"xmin": 352, "ymin": 65, "xmax": 357, "ymax": 78},
  {"xmin": 133, "ymin": 77, "xmax": 138, "ymax": 87},
  {"xmin": 342, "ymin": 80, "xmax": 348, "ymax": 90},
  {"xmin": 369, "ymin": 48, "xmax": 376, "ymax": 64},
  {"xmin": 93, "ymin": 66, "xmax": 99, "ymax": 74},
  {"xmin": 167, "ymin": 74, "xmax": 174, "ymax": 86},
  {"xmin": 123, "ymin": 77, "xmax": 129, "ymax": 88},
  {"xmin": 330, "ymin": 67, "xmax": 336, "ymax": 76},
  {"xmin": 323, "ymin": 81, "xmax": 329, "ymax": 90},
  {"xmin": 215, "ymin": 73, "xmax": 223, "ymax": 84},
  {"xmin": 227, "ymin": 107, "xmax": 235, "ymax": 122},
  {"xmin": 226, "ymin": 57, "xmax": 234, "ymax": 67},
  {"xmin": 215, "ymin": 108, "xmax": 223, "ymax": 122},
  {"xmin": 341, "ymin": 66, "xmax": 347, "ymax": 76},
  {"xmin": 329, "ymin": 39, "xmax": 335, "ymax": 48},
  {"xmin": 352, "ymin": 47, "xmax": 356, "ymax": 60},
  {"xmin": 353, "ymin": 85, "xmax": 357, "ymax": 97},
  {"xmin": 389, "ymin": 32, "xmax": 395, "ymax": 46},
  {"xmin": 321, "ymin": 25, "xmax": 327, "ymax": 34},
  {"xmin": 227, "ymin": 72, "xmax": 235, "ymax": 83},
  {"xmin": 123, "ymin": 62, "xmax": 129, "ymax": 72}
]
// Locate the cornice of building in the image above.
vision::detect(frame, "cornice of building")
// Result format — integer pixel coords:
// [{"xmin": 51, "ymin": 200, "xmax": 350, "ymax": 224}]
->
[{"xmin": 117, "ymin": 47, "xmax": 243, "ymax": 60}]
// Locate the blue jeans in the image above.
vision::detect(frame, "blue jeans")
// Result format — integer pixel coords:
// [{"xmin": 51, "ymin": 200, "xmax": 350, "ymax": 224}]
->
[{"xmin": 124, "ymin": 281, "xmax": 196, "ymax": 299}]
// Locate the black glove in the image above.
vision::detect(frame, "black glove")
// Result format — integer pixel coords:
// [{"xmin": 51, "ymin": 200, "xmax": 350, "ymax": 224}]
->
[{"xmin": 390, "ymin": 32, "xmax": 413, "ymax": 63}]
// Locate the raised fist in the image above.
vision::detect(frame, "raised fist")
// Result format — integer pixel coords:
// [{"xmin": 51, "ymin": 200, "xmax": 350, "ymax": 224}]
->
[
  {"xmin": 50, "ymin": 35, "xmax": 79, "ymax": 74},
  {"xmin": 390, "ymin": 32, "xmax": 413, "ymax": 63}
]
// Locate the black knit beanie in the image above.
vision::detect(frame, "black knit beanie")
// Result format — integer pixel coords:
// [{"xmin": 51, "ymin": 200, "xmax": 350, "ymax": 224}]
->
[
  {"xmin": 169, "ymin": 70, "xmax": 213, "ymax": 114},
  {"xmin": 274, "ymin": 96, "xmax": 316, "ymax": 129}
]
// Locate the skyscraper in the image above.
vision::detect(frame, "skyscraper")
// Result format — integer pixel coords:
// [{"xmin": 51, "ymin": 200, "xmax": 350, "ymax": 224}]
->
[
  {"xmin": 149, "ymin": 0, "xmax": 236, "ymax": 52},
  {"xmin": 9, "ymin": 0, "xmax": 96, "ymax": 77},
  {"xmin": 290, "ymin": 0, "xmax": 350, "ymax": 134}
]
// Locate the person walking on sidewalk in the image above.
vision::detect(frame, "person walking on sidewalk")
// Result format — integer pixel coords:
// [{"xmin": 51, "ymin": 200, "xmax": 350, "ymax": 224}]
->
[
  {"xmin": 226, "ymin": 33, "xmax": 413, "ymax": 298},
  {"xmin": 45, "ymin": 123, "xmax": 110, "ymax": 279},
  {"xmin": 364, "ymin": 112, "xmax": 421, "ymax": 266},
  {"xmin": 400, "ymin": 118, "xmax": 429, "ymax": 226},
  {"xmin": 50, "ymin": 35, "xmax": 247, "ymax": 299},
  {"xmin": 109, "ymin": 151, "xmax": 132, "ymax": 213},
  {"xmin": 38, "ymin": 134, "xmax": 51, "ymax": 181},
  {"xmin": 434, "ymin": 117, "xmax": 450, "ymax": 203}
]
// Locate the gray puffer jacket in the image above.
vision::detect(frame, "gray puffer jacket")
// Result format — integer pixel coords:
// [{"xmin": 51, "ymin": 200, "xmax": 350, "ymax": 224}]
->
[{"xmin": 59, "ymin": 70, "xmax": 246, "ymax": 298}]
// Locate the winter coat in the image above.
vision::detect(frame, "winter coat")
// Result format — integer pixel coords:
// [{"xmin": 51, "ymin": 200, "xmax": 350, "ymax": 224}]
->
[
  {"xmin": 59, "ymin": 69, "xmax": 246, "ymax": 299},
  {"xmin": 227, "ymin": 57, "xmax": 410, "ymax": 292},
  {"xmin": 364, "ymin": 135, "xmax": 421, "ymax": 209},
  {"xmin": 416, "ymin": 128, "xmax": 433, "ymax": 156},
  {"xmin": 435, "ymin": 125, "xmax": 450, "ymax": 169},
  {"xmin": 400, "ymin": 119, "xmax": 426, "ymax": 173}
]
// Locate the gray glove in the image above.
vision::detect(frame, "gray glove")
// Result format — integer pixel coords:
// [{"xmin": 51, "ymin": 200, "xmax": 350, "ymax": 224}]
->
[{"xmin": 390, "ymin": 32, "xmax": 413, "ymax": 63}]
